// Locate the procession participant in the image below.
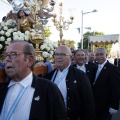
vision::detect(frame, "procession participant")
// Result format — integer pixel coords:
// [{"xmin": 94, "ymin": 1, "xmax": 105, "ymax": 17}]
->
[
  {"xmin": 93, "ymin": 47, "xmax": 120, "ymax": 120},
  {"xmin": 43, "ymin": 45, "xmax": 96, "ymax": 120},
  {"xmin": 0, "ymin": 40, "xmax": 67, "ymax": 120}
]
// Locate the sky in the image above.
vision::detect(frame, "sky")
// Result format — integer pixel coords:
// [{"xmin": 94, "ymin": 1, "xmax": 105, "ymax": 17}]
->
[{"xmin": 0, "ymin": 0, "xmax": 120, "ymax": 47}]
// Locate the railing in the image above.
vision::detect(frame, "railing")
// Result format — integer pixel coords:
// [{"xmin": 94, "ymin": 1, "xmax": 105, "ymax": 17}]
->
[{"xmin": 0, "ymin": 68, "xmax": 6, "ymax": 83}]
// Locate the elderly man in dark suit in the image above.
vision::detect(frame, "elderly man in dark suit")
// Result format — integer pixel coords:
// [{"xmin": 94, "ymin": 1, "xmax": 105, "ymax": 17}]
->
[
  {"xmin": 0, "ymin": 40, "xmax": 66, "ymax": 120},
  {"xmin": 73, "ymin": 49, "xmax": 97, "ymax": 86},
  {"xmin": 93, "ymin": 47, "xmax": 120, "ymax": 120},
  {"xmin": 43, "ymin": 45, "xmax": 96, "ymax": 120}
]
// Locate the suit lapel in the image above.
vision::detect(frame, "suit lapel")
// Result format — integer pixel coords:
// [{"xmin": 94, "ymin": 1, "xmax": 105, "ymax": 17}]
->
[
  {"xmin": 85, "ymin": 64, "xmax": 89, "ymax": 73},
  {"xmin": 29, "ymin": 75, "xmax": 41, "ymax": 119},
  {"xmin": 94, "ymin": 62, "xmax": 108, "ymax": 84}
]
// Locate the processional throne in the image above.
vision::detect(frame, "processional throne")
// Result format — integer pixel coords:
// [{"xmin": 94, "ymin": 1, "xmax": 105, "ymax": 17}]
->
[
  {"xmin": 6, "ymin": 0, "xmax": 55, "ymax": 61},
  {"xmin": 0, "ymin": 0, "xmax": 56, "ymax": 82}
]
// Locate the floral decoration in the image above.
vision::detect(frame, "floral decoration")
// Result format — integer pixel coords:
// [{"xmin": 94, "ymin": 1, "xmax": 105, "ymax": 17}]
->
[
  {"xmin": 0, "ymin": 19, "xmax": 58, "ymax": 61},
  {"xmin": 40, "ymin": 37, "xmax": 58, "ymax": 60}
]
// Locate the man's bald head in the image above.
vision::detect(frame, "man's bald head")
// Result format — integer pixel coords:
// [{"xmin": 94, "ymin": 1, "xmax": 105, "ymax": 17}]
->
[{"xmin": 54, "ymin": 45, "xmax": 72, "ymax": 71}]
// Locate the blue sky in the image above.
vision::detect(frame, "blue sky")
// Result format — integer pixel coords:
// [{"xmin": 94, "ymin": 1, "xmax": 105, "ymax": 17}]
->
[{"xmin": 0, "ymin": 0, "xmax": 120, "ymax": 46}]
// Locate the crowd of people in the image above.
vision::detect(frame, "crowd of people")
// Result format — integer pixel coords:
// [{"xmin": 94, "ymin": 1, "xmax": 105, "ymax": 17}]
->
[
  {"xmin": 0, "ymin": 8, "xmax": 120, "ymax": 120},
  {"xmin": 0, "ymin": 40, "xmax": 120, "ymax": 120}
]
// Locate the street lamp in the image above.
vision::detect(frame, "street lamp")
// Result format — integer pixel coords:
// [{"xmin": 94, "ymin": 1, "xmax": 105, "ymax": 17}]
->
[
  {"xmin": 81, "ymin": 9, "xmax": 97, "ymax": 49},
  {"xmin": 52, "ymin": 2, "xmax": 74, "ymax": 41}
]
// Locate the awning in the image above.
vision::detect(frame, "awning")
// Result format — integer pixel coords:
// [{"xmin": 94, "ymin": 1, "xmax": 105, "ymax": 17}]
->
[{"xmin": 89, "ymin": 34, "xmax": 120, "ymax": 44}]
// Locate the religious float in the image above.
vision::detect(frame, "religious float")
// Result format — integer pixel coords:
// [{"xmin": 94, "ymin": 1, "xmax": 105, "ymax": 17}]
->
[{"xmin": 0, "ymin": 0, "xmax": 58, "ymax": 82}]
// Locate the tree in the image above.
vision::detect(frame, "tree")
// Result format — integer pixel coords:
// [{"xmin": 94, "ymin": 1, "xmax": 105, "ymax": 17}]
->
[
  {"xmin": 78, "ymin": 31, "xmax": 104, "ymax": 49},
  {"xmin": 58, "ymin": 39, "xmax": 76, "ymax": 51}
]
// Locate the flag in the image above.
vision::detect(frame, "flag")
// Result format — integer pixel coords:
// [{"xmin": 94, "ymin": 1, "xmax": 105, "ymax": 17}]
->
[{"xmin": 77, "ymin": 28, "xmax": 80, "ymax": 34}]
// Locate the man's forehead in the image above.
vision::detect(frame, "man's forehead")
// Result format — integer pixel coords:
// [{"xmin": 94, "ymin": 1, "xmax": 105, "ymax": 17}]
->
[
  {"xmin": 96, "ymin": 49, "xmax": 104, "ymax": 53},
  {"xmin": 6, "ymin": 43, "xmax": 24, "ymax": 51},
  {"xmin": 76, "ymin": 50, "xmax": 85, "ymax": 54},
  {"xmin": 56, "ymin": 47, "xmax": 66, "ymax": 52}
]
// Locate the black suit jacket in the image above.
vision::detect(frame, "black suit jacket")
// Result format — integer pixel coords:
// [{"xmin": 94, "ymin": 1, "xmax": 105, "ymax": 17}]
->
[
  {"xmin": 93, "ymin": 61, "xmax": 120, "ymax": 117},
  {"xmin": 114, "ymin": 58, "xmax": 120, "ymax": 66},
  {"xmin": 73, "ymin": 62, "xmax": 98, "ymax": 85},
  {"xmin": 0, "ymin": 75, "xmax": 67, "ymax": 120},
  {"xmin": 43, "ymin": 66, "xmax": 96, "ymax": 120}
]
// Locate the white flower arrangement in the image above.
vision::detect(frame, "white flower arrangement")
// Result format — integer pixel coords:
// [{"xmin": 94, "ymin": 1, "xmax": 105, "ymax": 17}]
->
[
  {"xmin": 40, "ymin": 37, "xmax": 58, "ymax": 60},
  {"xmin": 0, "ymin": 20, "xmax": 58, "ymax": 62},
  {"xmin": 0, "ymin": 19, "xmax": 31, "ymax": 48},
  {"xmin": 0, "ymin": 19, "xmax": 17, "ymax": 50}
]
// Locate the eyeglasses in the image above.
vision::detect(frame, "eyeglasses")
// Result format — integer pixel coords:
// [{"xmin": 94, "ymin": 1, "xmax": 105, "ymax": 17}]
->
[
  {"xmin": 3, "ymin": 52, "xmax": 31, "ymax": 59},
  {"xmin": 54, "ymin": 53, "xmax": 70, "ymax": 57}
]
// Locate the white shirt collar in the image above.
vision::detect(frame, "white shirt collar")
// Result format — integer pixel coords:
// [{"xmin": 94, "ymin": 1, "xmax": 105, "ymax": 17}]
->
[
  {"xmin": 76, "ymin": 64, "xmax": 86, "ymax": 73},
  {"xmin": 8, "ymin": 72, "xmax": 33, "ymax": 88},
  {"xmin": 99, "ymin": 60, "xmax": 107, "ymax": 68},
  {"xmin": 58, "ymin": 64, "xmax": 70, "ymax": 73},
  {"xmin": 77, "ymin": 64, "xmax": 85, "ymax": 68}
]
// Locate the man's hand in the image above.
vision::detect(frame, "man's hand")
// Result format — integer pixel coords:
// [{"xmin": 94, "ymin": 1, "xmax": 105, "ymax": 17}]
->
[{"xmin": 109, "ymin": 107, "xmax": 117, "ymax": 114}]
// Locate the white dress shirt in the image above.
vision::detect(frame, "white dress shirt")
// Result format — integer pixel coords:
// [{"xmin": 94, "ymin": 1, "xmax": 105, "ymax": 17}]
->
[
  {"xmin": 54, "ymin": 66, "xmax": 69, "ymax": 108},
  {"xmin": 77, "ymin": 64, "xmax": 86, "ymax": 73},
  {"xmin": 0, "ymin": 72, "xmax": 35, "ymax": 120}
]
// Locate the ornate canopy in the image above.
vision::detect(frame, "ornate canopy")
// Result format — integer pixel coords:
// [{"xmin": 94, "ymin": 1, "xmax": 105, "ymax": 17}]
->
[
  {"xmin": 89, "ymin": 34, "xmax": 120, "ymax": 45},
  {"xmin": 88, "ymin": 34, "xmax": 120, "ymax": 53}
]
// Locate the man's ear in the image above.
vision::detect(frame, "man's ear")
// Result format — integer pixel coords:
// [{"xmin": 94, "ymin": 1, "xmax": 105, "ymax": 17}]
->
[
  {"xmin": 70, "ymin": 55, "xmax": 73, "ymax": 60},
  {"xmin": 28, "ymin": 55, "xmax": 35, "ymax": 67}
]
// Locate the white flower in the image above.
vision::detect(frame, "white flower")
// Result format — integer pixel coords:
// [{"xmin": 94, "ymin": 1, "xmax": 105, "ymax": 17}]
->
[
  {"xmin": 5, "ymin": 41, "xmax": 10, "ymax": 45},
  {"xmin": 20, "ymin": 33, "xmax": 25, "ymax": 37},
  {"xmin": 18, "ymin": 37, "xmax": 24, "ymax": 41},
  {"xmin": 5, "ymin": 32, "xmax": 11, "ymax": 37},
  {"xmin": 1, "ymin": 30, "xmax": 5, "ymax": 35},
  {"xmin": 17, "ymin": 31, "xmax": 22, "ymax": 35},
  {"xmin": 50, "ymin": 51, "xmax": 54, "ymax": 55},
  {"xmin": 13, "ymin": 35, "xmax": 19, "ymax": 40},
  {"xmin": 46, "ymin": 47, "xmax": 50, "ymax": 51},
  {"xmin": 7, "ymin": 38, "xmax": 11, "ymax": 42},
  {"xmin": 1, "ymin": 22, "xmax": 5, "ymax": 27},
  {"xmin": 48, "ymin": 54, "xmax": 52, "ymax": 58},
  {"xmin": 25, "ymin": 36, "xmax": 29, "ymax": 41},
  {"xmin": 53, "ymin": 43, "xmax": 58, "ymax": 48},
  {"xmin": 3, "ymin": 26, "xmax": 8, "ymax": 31},
  {"xmin": 0, "ymin": 44, "xmax": 3, "ymax": 49},
  {"xmin": 14, "ymin": 28, "xmax": 17, "ymax": 32},
  {"xmin": 49, "ymin": 44, "xmax": 54, "ymax": 50},
  {"xmin": 7, "ymin": 29, "xmax": 14, "ymax": 33},
  {"xmin": 5, "ymin": 22, "xmax": 9, "ymax": 26},
  {"xmin": 13, "ymin": 32, "xmax": 18, "ymax": 36},
  {"xmin": 44, "ymin": 38, "xmax": 50, "ymax": 43},
  {"xmin": 0, "ymin": 36, "xmax": 5, "ymax": 41},
  {"xmin": 42, "ymin": 51, "xmax": 48, "ymax": 58},
  {"xmin": 40, "ymin": 45, "xmax": 45, "ymax": 50},
  {"xmin": 25, "ymin": 31, "xmax": 30, "ymax": 36}
]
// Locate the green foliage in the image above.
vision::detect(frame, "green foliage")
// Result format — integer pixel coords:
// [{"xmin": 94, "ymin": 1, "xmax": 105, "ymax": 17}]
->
[
  {"xmin": 59, "ymin": 39, "xmax": 76, "ymax": 51},
  {"xmin": 78, "ymin": 31, "xmax": 104, "ymax": 49},
  {"xmin": 42, "ymin": 26, "xmax": 51, "ymax": 37}
]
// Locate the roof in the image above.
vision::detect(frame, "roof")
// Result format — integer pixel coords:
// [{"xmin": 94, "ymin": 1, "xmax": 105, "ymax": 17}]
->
[{"xmin": 89, "ymin": 34, "xmax": 120, "ymax": 43}]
